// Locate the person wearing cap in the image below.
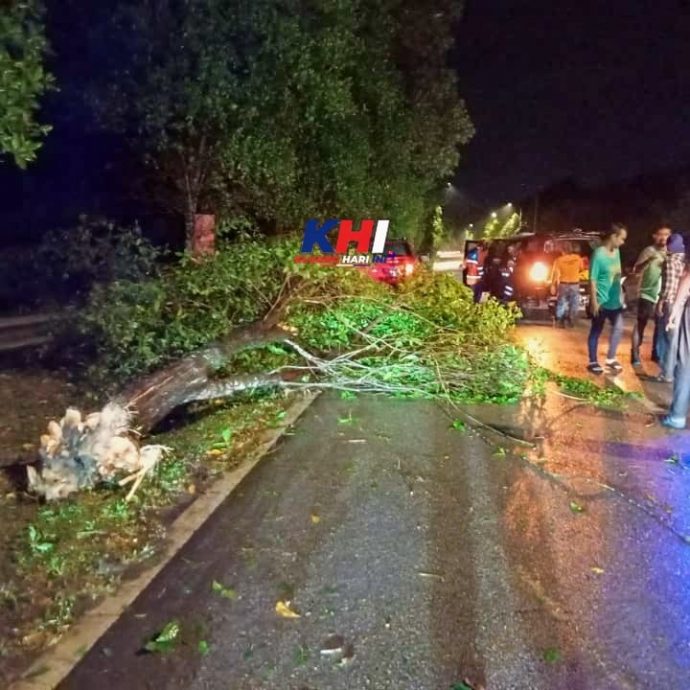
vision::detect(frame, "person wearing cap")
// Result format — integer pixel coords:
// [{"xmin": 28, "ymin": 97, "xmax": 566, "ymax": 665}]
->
[{"xmin": 655, "ymin": 233, "xmax": 686, "ymax": 382}]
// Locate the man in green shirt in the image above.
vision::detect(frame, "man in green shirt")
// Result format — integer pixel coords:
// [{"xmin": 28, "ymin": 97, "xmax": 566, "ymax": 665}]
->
[
  {"xmin": 631, "ymin": 226, "xmax": 671, "ymax": 366},
  {"xmin": 588, "ymin": 224, "xmax": 627, "ymax": 374}
]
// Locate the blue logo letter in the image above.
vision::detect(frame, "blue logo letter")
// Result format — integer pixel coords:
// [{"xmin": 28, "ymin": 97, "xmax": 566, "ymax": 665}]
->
[{"xmin": 300, "ymin": 218, "xmax": 338, "ymax": 254}]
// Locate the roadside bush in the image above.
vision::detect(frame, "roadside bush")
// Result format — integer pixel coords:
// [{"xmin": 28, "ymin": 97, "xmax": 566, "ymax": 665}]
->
[
  {"xmin": 38, "ymin": 219, "xmax": 161, "ymax": 289},
  {"xmin": 80, "ymin": 236, "xmax": 301, "ymax": 379},
  {"xmin": 0, "ymin": 218, "xmax": 160, "ymax": 312}
]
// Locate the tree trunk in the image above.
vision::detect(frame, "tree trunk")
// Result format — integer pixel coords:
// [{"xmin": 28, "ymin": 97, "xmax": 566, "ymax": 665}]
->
[
  {"xmin": 184, "ymin": 203, "xmax": 195, "ymax": 253},
  {"xmin": 113, "ymin": 321, "xmax": 293, "ymax": 433}
]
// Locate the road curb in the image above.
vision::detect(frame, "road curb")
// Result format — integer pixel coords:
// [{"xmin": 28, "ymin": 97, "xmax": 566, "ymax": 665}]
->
[{"xmin": 10, "ymin": 391, "xmax": 320, "ymax": 690}]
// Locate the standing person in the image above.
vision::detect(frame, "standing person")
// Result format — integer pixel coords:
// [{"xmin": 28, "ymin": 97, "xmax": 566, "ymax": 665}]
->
[
  {"xmin": 473, "ymin": 244, "xmax": 505, "ymax": 303},
  {"xmin": 662, "ymin": 267, "xmax": 690, "ymax": 428},
  {"xmin": 655, "ymin": 233, "xmax": 686, "ymax": 382},
  {"xmin": 550, "ymin": 241, "xmax": 584, "ymax": 327},
  {"xmin": 587, "ymin": 224, "xmax": 627, "ymax": 374},
  {"xmin": 631, "ymin": 226, "xmax": 671, "ymax": 366}
]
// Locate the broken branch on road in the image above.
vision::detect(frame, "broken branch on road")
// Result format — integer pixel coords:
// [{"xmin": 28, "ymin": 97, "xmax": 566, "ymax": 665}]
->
[{"xmin": 23, "ymin": 269, "xmax": 531, "ymax": 501}]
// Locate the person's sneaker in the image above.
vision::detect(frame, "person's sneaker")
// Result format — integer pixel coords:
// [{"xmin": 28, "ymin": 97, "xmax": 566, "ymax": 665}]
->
[
  {"xmin": 661, "ymin": 415, "xmax": 686, "ymax": 430},
  {"xmin": 606, "ymin": 359, "xmax": 623, "ymax": 373},
  {"xmin": 587, "ymin": 362, "xmax": 604, "ymax": 374}
]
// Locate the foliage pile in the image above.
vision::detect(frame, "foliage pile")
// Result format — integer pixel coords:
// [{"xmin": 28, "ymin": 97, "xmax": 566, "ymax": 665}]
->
[
  {"xmin": 80, "ymin": 236, "xmax": 528, "ymax": 403},
  {"xmin": 281, "ymin": 271, "xmax": 527, "ymax": 403}
]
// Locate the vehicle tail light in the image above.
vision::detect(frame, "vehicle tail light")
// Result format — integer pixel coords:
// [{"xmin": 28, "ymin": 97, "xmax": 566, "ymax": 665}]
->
[{"xmin": 529, "ymin": 261, "xmax": 549, "ymax": 283}]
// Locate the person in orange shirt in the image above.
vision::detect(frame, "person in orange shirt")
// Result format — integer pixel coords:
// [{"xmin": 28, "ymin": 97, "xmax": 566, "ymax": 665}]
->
[{"xmin": 550, "ymin": 241, "xmax": 585, "ymax": 327}]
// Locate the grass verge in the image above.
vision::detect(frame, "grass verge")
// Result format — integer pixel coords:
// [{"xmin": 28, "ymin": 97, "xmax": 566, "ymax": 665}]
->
[{"xmin": 1, "ymin": 389, "xmax": 292, "ymax": 680}]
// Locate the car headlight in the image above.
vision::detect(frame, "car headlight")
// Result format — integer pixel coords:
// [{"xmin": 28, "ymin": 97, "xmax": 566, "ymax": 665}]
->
[
  {"xmin": 529, "ymin": 261, "xmax": 549, "ymax": 282},
  {"xmin": 404, "ymin": 263, "xmax": 415, "ymax": 275}
]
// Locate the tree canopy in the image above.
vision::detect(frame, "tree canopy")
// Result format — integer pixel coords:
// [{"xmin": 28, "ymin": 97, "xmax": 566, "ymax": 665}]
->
[
  {"xmin": 0, "ymin": 0, "xmax": 54, "ymax": 168},
  {"xmin": 80, "ymin": 0, "xmax": 473, "ymax": 244}
]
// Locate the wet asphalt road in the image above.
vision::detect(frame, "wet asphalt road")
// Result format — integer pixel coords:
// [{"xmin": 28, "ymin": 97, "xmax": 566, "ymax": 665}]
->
[{"xmin": 59, "ymin": 375, "xmax": 690, "ymax": 690}]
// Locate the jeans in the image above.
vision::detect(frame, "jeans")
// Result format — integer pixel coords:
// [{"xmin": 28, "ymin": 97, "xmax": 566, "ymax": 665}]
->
[
  {"xmin": 669, "ymin": 354, "xmax": 690, "ymax": 426},
  {"xmin": 588, "ymin": 308, "xmax": 624, "ymax": 363},
  {"xmin": 631, "ymin": 298, "xmax": 660, "ymax": 363},
  {"xmin": 555, "ymin": 283, "xmax": 580, "ymax": 321},
  {"xmin": 657, "ymin": 304, "xmax": 679, "ymax": 379}
]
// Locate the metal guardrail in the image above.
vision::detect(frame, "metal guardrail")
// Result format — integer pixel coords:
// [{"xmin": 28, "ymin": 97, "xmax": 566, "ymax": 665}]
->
[{"xmin": 0, "ymin": 312, "xmax": 61, "ymax": 352}]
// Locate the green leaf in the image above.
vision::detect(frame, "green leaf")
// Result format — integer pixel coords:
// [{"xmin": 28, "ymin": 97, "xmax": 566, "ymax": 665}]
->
[
  {"xmin": 198, "ymin": 640, "xmax": 210, "ymax": 656},
  {"xmin": 211, "ymin": 580, "xmax": 237, "ymax": 600},
  {"xmin": 451, "ymin": 419, "xmax": 466, "ymax": 432},
  {"xmin": 543, "ymin": 647, "xmax": 561, "ymax": 663},
  {"xmin": 144, "ymin": 620, "xmax": 180, "ymax": 654},
  {"xmin": 569, "ymin": 501, "xmax": 585, "ymax": 514}
]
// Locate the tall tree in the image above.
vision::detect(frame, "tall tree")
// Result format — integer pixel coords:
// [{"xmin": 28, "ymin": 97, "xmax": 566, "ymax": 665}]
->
[
  {"xmin": 84, "ymin": 0, "xmax": 473, "ymax": 244},
  {"xmin": 0, "ymin": 0, "xmax": 54, "ymax": 167}
]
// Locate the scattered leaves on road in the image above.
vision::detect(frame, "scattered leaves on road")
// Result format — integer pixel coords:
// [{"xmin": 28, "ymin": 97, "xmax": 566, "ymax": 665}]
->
[
  {"xmin": 569, "ymin": 501, "xmax": 585, "ymax": 514},
  {"xmin": 451, "ymin": 419, "xmax": 466, "ymax": 432},
  {"xmin": 591, "ymin": 566, "xmax": 605, "ymax": 575},
  {"xmin": 543, "ymin": 647, "xmax": 561, "ymax": 663},
  {"xmin": 143, "ymin": 620, "xmax": 180, "ymax": 654},
  {"xmin": 275, "ymin": 600, "xmax": 300, "ymax": 618},
  {"xmin": 198, "ymin": 640, "xmax": 210, "ymax": 656},
  {"xmin": 493, "ymin": 447, "xmax": 507, "ymax": 458},
  {"xmin": 340, "ymin": 391, "xmax": 357, "ymax": 400},
  {"xmin": 211, "ymin": 580, "xmax": 237, "ymax": 600},
  {"xmin": 450, "ymin": 682, "xmax": 478, "ymax": 690},
  {"xmin": 338, "ymin": 412, "xmax": 355, "ymax": 425},
  {"xmin": 294, "ymin": 644, "xmax": 310, "ymax": 666},
  {"xmin": 310, "ymin": 513, "xmax": 321, "ymax": 524}
]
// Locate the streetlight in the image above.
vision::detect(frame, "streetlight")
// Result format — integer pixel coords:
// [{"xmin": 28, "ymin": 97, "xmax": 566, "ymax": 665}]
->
[
  {"xmin": 507, "ymin": 202, "xmax": 523, "ymax": 228},
  {"xmin": 491, "ymin": 211, "xmax": 497, "ymax": 219}
]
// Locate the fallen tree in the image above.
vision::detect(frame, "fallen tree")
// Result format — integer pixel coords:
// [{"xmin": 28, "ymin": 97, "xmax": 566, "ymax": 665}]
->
[{"xmin": 19, "ymin": 250, "xmax": 530, "ymax": 499}]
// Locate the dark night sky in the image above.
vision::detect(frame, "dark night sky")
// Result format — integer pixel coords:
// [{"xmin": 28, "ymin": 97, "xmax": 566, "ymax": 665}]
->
[{"xmin": 453, "ymin": 0, "xmax": 690, "ymax": 206}]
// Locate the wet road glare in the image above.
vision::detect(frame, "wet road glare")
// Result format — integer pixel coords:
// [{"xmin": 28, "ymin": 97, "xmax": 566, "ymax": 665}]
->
[{"xmin": 58, "ymin": 345, "xmax": 690, "ymax": 690}]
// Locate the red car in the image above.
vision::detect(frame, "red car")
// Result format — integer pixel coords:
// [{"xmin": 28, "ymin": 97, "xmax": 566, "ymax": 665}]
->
[{"xmin": 365, "ymin": 239, "xmax": 419, "ymax": 285}]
